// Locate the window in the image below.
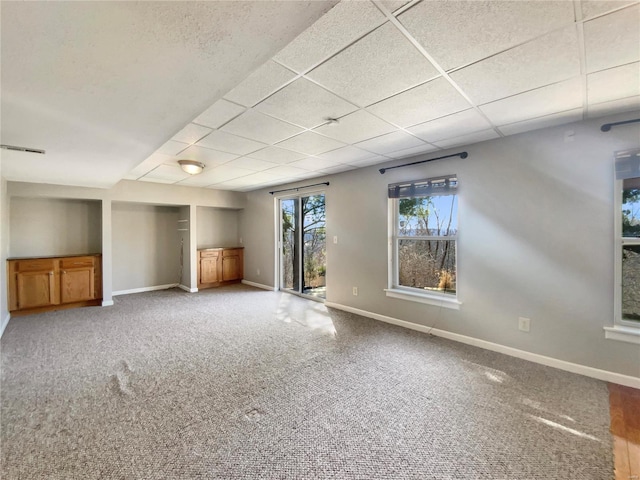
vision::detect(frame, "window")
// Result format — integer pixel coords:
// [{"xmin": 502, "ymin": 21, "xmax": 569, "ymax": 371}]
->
[
  {"xmin": 607, "ymin": 149, "xmax": 640, "ymax": 344},
  {"xmin": 386, "ymin": 175, "xmax": 460, "ymax": 308}
]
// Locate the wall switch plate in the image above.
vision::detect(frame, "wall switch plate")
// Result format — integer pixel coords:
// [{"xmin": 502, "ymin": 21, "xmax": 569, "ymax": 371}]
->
[
  {"xmin": 333, "ymin": 236, "xmax": 338, "ymax": 244},
  {"xmin": 353, "ymin": 287, "xmax": 358, "ymax": 296},
  {"xmin": 518, "ymin": 317, "xmax": 531, "ymax": 332},
  {"xmin": 257, "ymin": 268, "xmax": 260, "ymax": 276}
]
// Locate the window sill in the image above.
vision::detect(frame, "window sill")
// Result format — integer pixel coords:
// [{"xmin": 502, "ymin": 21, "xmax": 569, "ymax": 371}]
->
[
  {"xmin": 604, "ymin": 325, "xmax": 640, "ymax": 345},
  {"xmin": 384, "ymin": 288, "xmax": 461, "ymax": 310}
]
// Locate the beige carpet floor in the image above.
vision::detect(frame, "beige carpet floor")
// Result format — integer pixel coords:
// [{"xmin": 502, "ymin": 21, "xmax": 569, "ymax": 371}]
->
[{"xmin": 1, "ymin": 284, "xmax": 613, "ymax": 479}]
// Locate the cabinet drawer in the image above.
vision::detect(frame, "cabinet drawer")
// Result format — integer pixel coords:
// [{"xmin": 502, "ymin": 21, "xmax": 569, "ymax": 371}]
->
[
  {"xmin": 222, "ymin": 249, "xmax": 241, "ymax": 257},
  {"xmin": 14, "ymin": 259, "xmax": 55, "ymax": 272},
  {"xmin": 61, "ymin": 257, "xmax": 95, "ymax": 269},
  {"xmin": 199, "ymin": 250, "xmax": 220, "ymax": 258}
]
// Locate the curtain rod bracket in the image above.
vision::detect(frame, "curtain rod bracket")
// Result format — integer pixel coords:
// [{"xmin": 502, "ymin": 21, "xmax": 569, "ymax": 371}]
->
[
  {"xmin": 379, "ymin": 151, "xmax": 468, "ymax": 174},
  {"xmin": 601, "ymin": 118, "xmax": 640, "ymax": 132},
  {"xmin": 269, "ymin": 182, "xmax": 329, "ymax": 195}
]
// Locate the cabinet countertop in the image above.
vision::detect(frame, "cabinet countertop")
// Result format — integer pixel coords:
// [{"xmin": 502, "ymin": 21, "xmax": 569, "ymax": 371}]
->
[{"xmin": 8, "ymin": 253, "xmax": 102, "ymax": 261}]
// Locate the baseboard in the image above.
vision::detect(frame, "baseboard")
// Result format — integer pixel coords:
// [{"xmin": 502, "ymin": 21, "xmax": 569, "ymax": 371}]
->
[
  {"xmin": 0, "ymin": 313, "xmax": 10, "ymax": 338},
  {"xmin": 241, "ymin": 279, "xmax": 276, "ymax": 291},
  {"xmin": 325, "ymin": 302, "xmax": 640, "ymax": 389},
  {"xmin": 102, "ymin": 300, "xmax": 114, "ymax": 307},
  {"xmin": 178, "ymin": 284, "xmax": 198, "ymax": 293},
  {"xmin": 112, "ymin": 284, "xmax": 178, "ymax": 296}
]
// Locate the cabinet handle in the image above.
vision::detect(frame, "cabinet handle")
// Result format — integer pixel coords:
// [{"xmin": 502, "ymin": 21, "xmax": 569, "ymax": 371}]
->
[
  {"xmin": 62, "ymin": 271, "xmax": 66, "ymax": 275},
  {"xmin": 49, "ymin": 271, "xmax": 54, "ymax": 276}
]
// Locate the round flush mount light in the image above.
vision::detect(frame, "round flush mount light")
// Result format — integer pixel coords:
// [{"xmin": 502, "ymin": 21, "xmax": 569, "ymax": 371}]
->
[{"xmin": 178, "ymin": 159, "xmax": 205, "ymax": 175}]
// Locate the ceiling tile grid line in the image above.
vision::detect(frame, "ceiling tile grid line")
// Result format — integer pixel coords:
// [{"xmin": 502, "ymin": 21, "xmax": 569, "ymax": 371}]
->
[
  {"xmin": 389, "ymin": 0, "xmax": 422, "ymax": 18},
  {"xmin": 372, "ymin": 0, "xmax": 505, "ymax": 139},
  {"xmin": 574, "ymin": 0, "xmax": 589, "ymax": 120},
  {"xmin": 581, "ymin": 0, "xmax": 640, "ymax": 21}
]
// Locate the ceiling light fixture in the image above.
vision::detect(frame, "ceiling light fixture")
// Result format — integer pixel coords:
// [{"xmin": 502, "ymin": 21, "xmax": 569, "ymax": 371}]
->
[{"xmin": 178, "ymin": 159, "xmax": 205, "ymax": 175}]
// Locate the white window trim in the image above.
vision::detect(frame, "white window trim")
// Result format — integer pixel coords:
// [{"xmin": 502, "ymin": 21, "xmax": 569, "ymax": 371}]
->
[
  {"xmin": 386, "ymin": 196, "xmax": 460, "ymax": 309},
  {"xmin": 608, "ymin": 177, "xmax": 640, "ymax": 344}
]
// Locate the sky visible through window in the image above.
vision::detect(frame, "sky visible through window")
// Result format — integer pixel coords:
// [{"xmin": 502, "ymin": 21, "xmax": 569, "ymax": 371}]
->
[{"xmin": 398, "ymin": 195, "xmax": 458, "ymax": 236}]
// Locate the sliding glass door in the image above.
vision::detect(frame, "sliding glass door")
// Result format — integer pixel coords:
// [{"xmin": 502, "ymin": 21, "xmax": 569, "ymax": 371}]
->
[{"xmin": 279, "ymin": 193, "xmax": 326, "ymax": 299}]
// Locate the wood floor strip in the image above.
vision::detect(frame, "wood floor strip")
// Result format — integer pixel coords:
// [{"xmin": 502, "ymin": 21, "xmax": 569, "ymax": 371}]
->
[{"xmin": 610, "ymin": 383, "xmax": 640, "ymax": 480}]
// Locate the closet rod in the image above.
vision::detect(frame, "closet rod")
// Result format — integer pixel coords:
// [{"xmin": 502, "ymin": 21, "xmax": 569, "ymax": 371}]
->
[
  {"xmin": 269, "ymin": 182, "xmax": 330, "ymax": 195},
  {"xmin": 379, "ymin": 151, "xmax": 468, "ymax": 174},
  {"xmin": 600, "ymin": 118, "xmax": 640, "ymax": 132}
]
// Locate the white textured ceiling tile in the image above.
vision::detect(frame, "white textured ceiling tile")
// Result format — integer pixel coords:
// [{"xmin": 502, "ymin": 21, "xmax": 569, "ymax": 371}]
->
[
  {"xmin": 432, "ymin": 129, "xmax": 500, "ymax": 149},
  {"xmin": 450, "ymin": 26, "xmax": 581, "ymax": 105},
  {"xmin": 264, "ymin": 165, "xmax": 310, "ymax": 178},
  {"xmin": 321, "ymin": 164, "xmax": 358, "ymax": 173},
  {"xmin": 398, "ymin": 0, "xmax": 575, "ymax": 71},
  {"xmin": 367, "ymin": 77, "xmax": 470, "ymax": 127},
  {"xmin": 347, "ymin": 156, "xmax": 390, "ymax": 167},
  {"xmin": 306, "ymin": 22, "xmax": 438, "ymax": 107},
  {"xmin": 318, "ymin": 145, "xmax": 387, "ymax": 163},
  {"xmin": 385, "ymin": 143, "xmax": 440, "ymax": 159},
  {"xmin": 379, "ymin": 1, "xmax": 412, "ymax": 14},
  {"xmin": 587, "ymin": 96, "xmax": 640, "ymax": 117},
  {"xmin": 587, "ymin": 62, "xmax": 640, "ymax": 105},
  {"xmin": 407, "ymin": 109, "xmax": 492, "ymax": 142},
  {"xmin": 480, "ymin": 78, "xmax": 584, "ymax": 125},
  {"xmin": 498, "ymin": 108, "xmax": 584, "ymax": 136},
  {"xmin": 247, "ymin": 146, "xmax": 306, "ymax": 164},
  {"xmin": 584, "ymin": 5, "xmax": 640, "ymax": 73},
  {"xmin": 142, "ymin": 164, "xmax": 191, "ymax": 182},
  {"xmin": 254, "ymin": 78, "xmax": 358, "ymax": 129},
  {"xmin": 128, "ymin": 152, "xmax": 174, "ymax": 178},
  {"xmin": 236, "ymin": 172, "xmax": 289, "ymax": 186},
  {"xmin": 178, "ymin": 165, "xmax": 254, "ymax": 186},
  {"xmin": 156, "ymin": 140, "xmax": 189, "ymax": 156},
  {"xmin": 227, "ymin": 156, "xmax": 279, "ymax": 171},
  {"xmin": 275, "ymin": 131, "xmax": 346, "ymax": 155},
  {"xmin": 177, "ymin": 145, "xmax": 238, "ymax": 167},
  {"xmin": 582, "ymin": 0, "xmax": 639, "ymax": 20},
  {"xmin": 193, "ymin": 99, "xmax": 245, "ymax": 129},
  {"xmin": 274, "ymin": 1, "xmax": 386, "ymax": 73},
  {"xmin": 288, "ymin": 156, "xmax": 343, "ymax": 171},
  {"xmin": 196, "ymin": 130, "xmax": 266, "ymax": 155},
  {"xmin": 354, "ymin": 130, "xmax": 426, "ymax": 155},
  {"xmin": 171, "ymin": 123, "xmax": 213, "ymax": 145},
  {"xmin": 314, "ymin": 110, "xmax": 397, "ymax": 143},
  {"xmin": 138, "ymin": 177, "xmax": 176, "ymax": 185},
  {"xmin": 220, "ymin": 109, "xmax": 303, "ymax": 145},
  {"xmin": 223, "ymin": 60, "xmax": 297, "ymax": 107}
]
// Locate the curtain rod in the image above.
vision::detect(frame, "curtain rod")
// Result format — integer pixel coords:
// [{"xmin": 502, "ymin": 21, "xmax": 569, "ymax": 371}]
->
[
  {"xmin": 379, "ymin": 151, "xmax": 468, "ymax": 174},
  {"xmin": 601, "ymin": 118, "xmax": 640, "ymax": 132},
  {"xmin": 269, "ymin": 182, "xmax": 330, "ymax": 195}
]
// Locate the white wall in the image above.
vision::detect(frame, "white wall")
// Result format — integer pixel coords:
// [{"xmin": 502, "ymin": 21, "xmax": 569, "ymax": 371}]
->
[
  {"xmin": 112, "ymin": 203, "xmax": 181, "ymax": 292},
  {"xmin": 196, "ymin": 206, "xmax": 240, "ymax": 249},
  {"xmin": 239, "ymin": 111, "xmax": 640, "ymax": 378},
  {"xmin": 9, "ymin": 197, "xmax": 101, "ymax": 258}
]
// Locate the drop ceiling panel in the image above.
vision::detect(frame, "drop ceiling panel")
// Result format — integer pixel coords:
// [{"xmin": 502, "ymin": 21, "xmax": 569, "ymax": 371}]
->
[
  {"xmin": 247, "ymin": 146, "xmax": 306, "ymax": 164},
  {"xmin": 233, "ymin": 171, "xmax": 289, "ymax": 187},
  {"xmin": 171, "ymin": 123, "xmax": 213, "ymax": 145},
  {"xmin": 177, "ymin": 165, "xmax": 254, "ymax": 187},
  {"xmin": 264, "ymin": 165, "xmax": 310, "ymax": 178},
  {"xmin": 354, "ymin": 130, "xmax": 427, "ymax": 155},
  {"xmin": 318, "ymin": 145, "xmax": 387, "ymax": 163},
  {"xmin": 228, "ymin": 156, "xmax": 279, "ymax": 172},
  {"xmin": 407, "ymin": 109, "xmax": 492, "ymax": 143},
  {"xmin": 587, "ymin": 95, "xmax": 640, "ymax": 118},
  {"xmin": 196, "ymin": 130, "xmax": 266, "ymax": 155},
  {"xmin": 321, "ymin": 164, "xmax": 358, "ymax": 173},
  {"xmin": 223, "ymin": 60, "xmax": 297, "ymax": 107},
  {"xmin": 398, "ymin": 0, "xmax": 575, "ymax": 71},
  {"xmin": 314, "ymin": 109, "xmax": 397, "ymax": 143},
  {"xmin": 306, "ymin": 22, "xmax": 439, "ymax": 107},
  {"xmin": 347, "ymin": 156, "xmax": 391, "ymax": 167},
  {"xmin": 385, "ymin": 143, "xmax": 439, "ymax": 159},
  {"xmin": 587, "ymin": 62, "xmax": 640, "ymax": 105},
  {"xmin": 450, "ymin": 26, "xmax": 580, "ymax": 105},
  {"xmin": 220, "ymin": 109, "xmax": 303, "ymax": 145},
  {"xmin": 432, "ymin": 129, "xmax": 500, "ymax": 149},
  {"xmin": 287, "ymin": 156, "xmax": 344, "ymax": 171},
  {"xmin": 141, "ymin": 164, "xmax": 191, "ymax": 182},
  {"xmin": 480, "ymin": 78, "xmax": 584, "ymax": 125},
  {"xmin": 582, "ymin": 1, "xmax": 639, "ymax": 20},
  {"xmin": 127, "ymin": 153, "xmax": 175, "ymax": 179},
  {"xmin": 193, "ymin": 99, "xmax": 245, "ymax": 129},
  {"xmin": 499, "ymin": 108, "xmax": 584, "ymax": 136},
  {"xmin": 379, "ymin": 1, "xmax": 413, "ymax": 14},
  {"xmin": 274, "ymin": 1, "xmax": 386, "ymax": 73},
  {"xmin": 584, "ymin": 5, "xmax": 640, "ymax": 73},
  {"xmin": 275, "ymin": 131, "xmax": 346, "ymax": 155},
  {"xmin": 367, "ymin": 77, "xmax": 470, "ymax": 127},
  {"xmin": 254, "ymin": 78, "xmax": 358, "ymax": 129},
  {"xmin": 177, "ymin": 145, "xmax": 238, "ymax": 167},
  {"xmin": 156, "ymin": 140, "xmax": 189, "ymax": 156}
]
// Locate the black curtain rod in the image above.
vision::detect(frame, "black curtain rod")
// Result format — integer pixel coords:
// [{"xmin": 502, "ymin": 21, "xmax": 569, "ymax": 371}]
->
[
  {"xmin": 379, "ymin": 151, "xmax": 468, "ymax": 174},
  {"xmin": 269, "ymin": 182, "xmax": 330, "ymax": 195},
  {"xmin": 601, "ymin": 118, "xmax": 640, "ymax": 132}
]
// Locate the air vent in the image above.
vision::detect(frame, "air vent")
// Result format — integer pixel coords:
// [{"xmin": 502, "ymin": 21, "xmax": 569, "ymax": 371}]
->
[{"xmin": 0, "ymin": 144, "xmax": 46, "ymax": 154}]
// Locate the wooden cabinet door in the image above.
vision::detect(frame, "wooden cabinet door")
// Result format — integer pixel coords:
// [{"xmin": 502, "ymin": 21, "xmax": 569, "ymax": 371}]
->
[
  {"xmin": 16, "ymin": 271, "xmax": 56, "ymax": 309},
  {"xmin": 200, "ymin": 256, "xmax": 220, "ymax": 284},
  {"xmin": 60, "ymin": 267, "xmax": 95, "ymax": 303},
  {"xmin": 222, "ymin": 255, "xmax": 241, "ymax": 281}
]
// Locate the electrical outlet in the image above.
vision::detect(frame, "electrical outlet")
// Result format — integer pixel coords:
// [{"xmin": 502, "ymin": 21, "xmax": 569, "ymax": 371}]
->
[
  {"xmin": 257, "ymin": 268, "xmax": 260, "ymax": 276},
  {"xmin": 239, "ymin": 237, "xmax": 243, "ymax": 244},
  {"xmin": 333, "ymin": 236, "xmax": 338, "ymax": 244},
  {"xmin": 352, "ymin": 287, "xmax": 358, "ymax": 296},
  {"xmin": 518, "ymin": 317, "xmax": 531, "ymax": 332}
]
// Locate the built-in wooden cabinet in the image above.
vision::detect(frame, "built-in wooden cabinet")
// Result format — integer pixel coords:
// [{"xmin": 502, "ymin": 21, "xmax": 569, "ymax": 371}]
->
[
  {"xmin": 7, "ymin": 254, "xmax": 102, "ymax": 315},
  {"xmin": 198, "ymin": 247, "xmax": 243, "ymax": 289}
]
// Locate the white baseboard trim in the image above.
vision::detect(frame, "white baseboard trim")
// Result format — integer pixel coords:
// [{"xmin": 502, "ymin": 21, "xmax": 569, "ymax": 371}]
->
[
  {"xmin": 178, "ymin": 284, "xmax": 198, "ymax": 293},
  {"xmin": 325, "ymin": 302, "xmax": 640, "ymax": 389},
  {"xmin": 102, "ymin": 300, "xmax": 114, "ymax": 307},
  {"xmin": 0, "ymin": 313, "xmax": 10, "ymax": 338},
  {"xmin": 241, "ymin": 279, "xmax": 276, "ymax": 291},
  {"xmin": 112, "ymin": 283, "xmax": 178, "ymax": 296}
]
